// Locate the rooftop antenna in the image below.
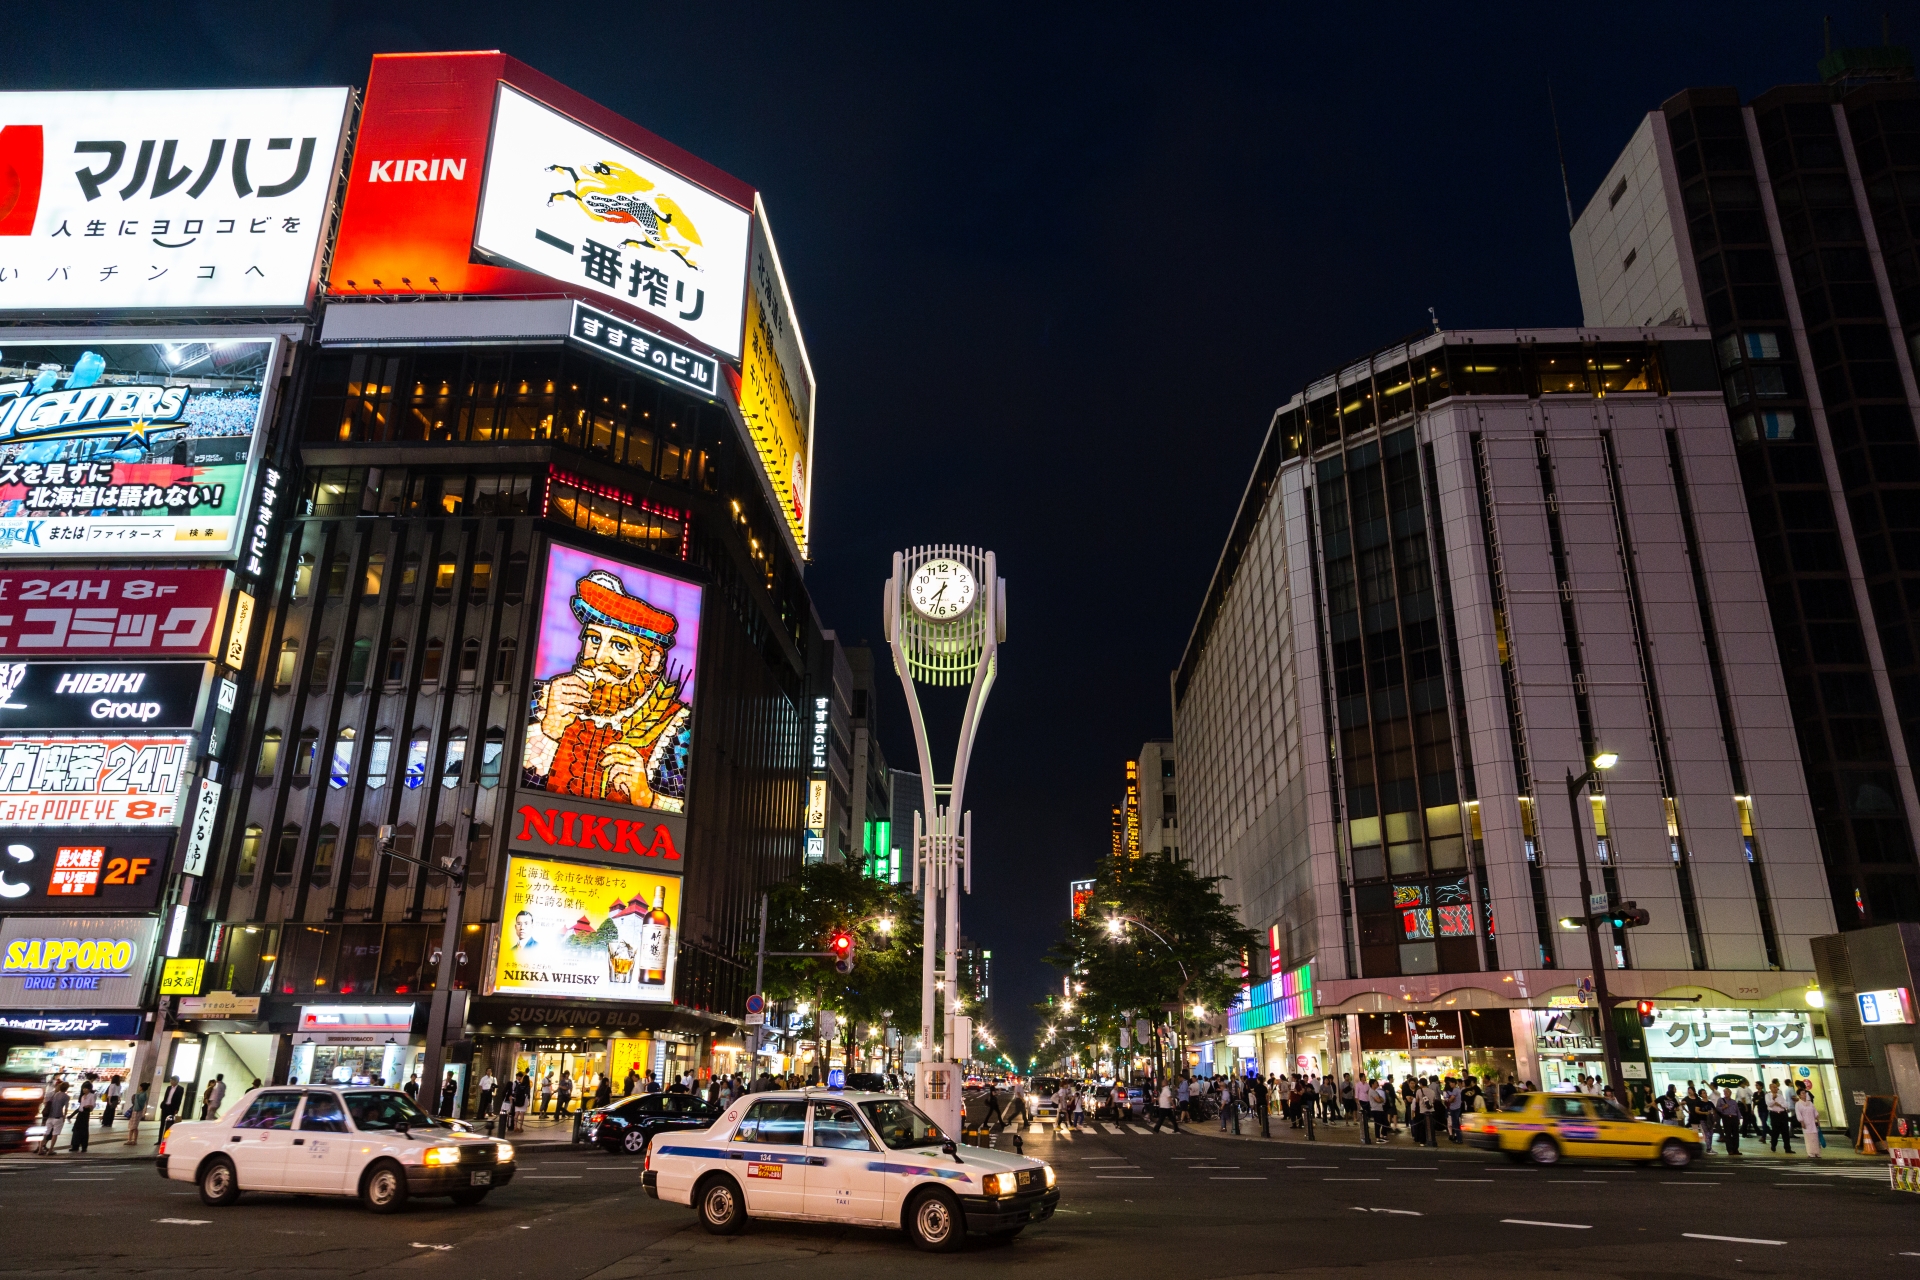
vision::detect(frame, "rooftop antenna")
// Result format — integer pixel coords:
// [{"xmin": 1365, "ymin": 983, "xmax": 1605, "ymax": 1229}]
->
[
  {"xmin": 1428, "ymin": 306, "xmax": 1441, "ymax": 334},
  {"xmin": 1547, "ymin": 78, "xmax": 1575, "ymax": 229}
]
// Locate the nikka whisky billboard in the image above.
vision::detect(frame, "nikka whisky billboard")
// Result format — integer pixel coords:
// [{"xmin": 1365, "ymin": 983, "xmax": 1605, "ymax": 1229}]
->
[{"xmin": 486, "ymin": 855, "xmax": 681, "ymax": 1005}]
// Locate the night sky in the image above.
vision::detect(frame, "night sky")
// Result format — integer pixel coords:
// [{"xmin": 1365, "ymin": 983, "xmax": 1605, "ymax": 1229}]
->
[{"xmin": 20, "ymin": 0, "xmax": 1882, "ymax": 1057}]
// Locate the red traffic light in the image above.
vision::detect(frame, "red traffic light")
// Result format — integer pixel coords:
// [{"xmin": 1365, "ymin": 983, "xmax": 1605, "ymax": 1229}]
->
[
  {"xmin": 830, "ymin": 931, "xmax": 853, "ymax": 956},
  {"xmin": 1637, "ymin": 999, "xmax": 1656, "ymax": 1028}
]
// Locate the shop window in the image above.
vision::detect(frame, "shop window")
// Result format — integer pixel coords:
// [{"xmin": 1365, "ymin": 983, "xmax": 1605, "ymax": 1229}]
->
[
  {"xmin": 383, "ymin": 638, "xmax": 408, "ymax": 687},
  {"xmin": 329, "ymin": 728, "xmax": 355, "ymax": 789},
  {"xmin": 274, "ymin": 640, "xmax": 299, "ymax": 691},
  {"xmin": 422, "ymin": 638, "xmax": 444, "ymax": 686},
  {"xmin": 399, "ymin": 555, "xmax": 421, "ymax": 602},
  {"xmin": 468, "ymin": 554, "xmax": 492, "ymax": 604},
  {"xmin": 278, "ymin": 924, "xmax": 332, "ymax": 995},
  {"xmin": 379, "ymin": 924, "xmax": 428, "ymax": 994},
  {"xmin": 335, "ymin": 924, "xmax": 384, "ymax": 995},
  {"xmin": 292, "ymin": 553, "xmax": 315, "ymax": 600},
  {"xmin": 433, "ymin": 557, "xmax": 456, "ymax": 604},
  {"xmin": 479, "ymin": 728, "xmax": 504, "ymax": 788},
  {"xmin": 441, "ymin": 731, "xmax": 467, "ymax": 788},
  {"xmin": 503, "ymin": 552, "xmax": 528, "ymax": 604},
  {"xmin": 255, "ymin": 729, "xmax": 282, "ymax": 781},
  {"xmin": 237, "ymin": 824, "xmax": 263, "ymax": 885},
  {"xmin": 362, "ymin": 553, "xmax": 385, "ymax": 598},
  {"xmin": 273, "ymin": 824, "xmax": 301, "ymax": 876},
  {"xmin": 312, "ymin": 826, "xmax": 338, "ymax": 886},
  {"xmin": 292, "ymin": 729, "xmax": 319, "ymax": 784},
  {"xmin": 212, "ymin": 924, "xmax": 278, "ymax": 994},
  {"xmin": 325, "ymin": 553, "xmax": 350, "ymax": 599},
  {"xmin": 309, "ymin": 636, "xmax": 334, "ymax": 692},
  {"xmin": 491, "ymin": 637, "xmax": 518, "ymax": 688},
  {"xmin": 366, "ymin": 731, "xmax": 392, "ymax": 789},
  {"xmin": 345, "ymin": 638, "xmax": 372, "ymax": 691},
  {"xmin": 458, "ymin": 637, "xmax": 481, "ymax": 687},
  {"xmin": 404, "ymin": 731, "xmax": 429, "ymax": 789}
]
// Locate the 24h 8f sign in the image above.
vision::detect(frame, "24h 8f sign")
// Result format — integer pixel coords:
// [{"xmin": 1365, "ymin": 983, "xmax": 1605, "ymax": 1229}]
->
[{"xmin": 0, "ymin": 569, "xmax": 229, "ymax": 656}]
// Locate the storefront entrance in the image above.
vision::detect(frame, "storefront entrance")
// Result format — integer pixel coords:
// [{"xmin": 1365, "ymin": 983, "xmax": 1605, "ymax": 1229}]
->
[{"xmin": 518, "ymin": 1042, "xmax": 609, "ymax": 1113}]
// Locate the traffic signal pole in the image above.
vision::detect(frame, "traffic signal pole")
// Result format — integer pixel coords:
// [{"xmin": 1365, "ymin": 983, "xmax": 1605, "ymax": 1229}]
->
[{"xmin": 1564, "ymin": 768, "xmax": 1625, "ymax": 1093}]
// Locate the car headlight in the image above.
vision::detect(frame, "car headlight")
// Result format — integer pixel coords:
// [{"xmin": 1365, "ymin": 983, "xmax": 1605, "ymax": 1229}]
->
[
  {"xmin": 2, "ymin": 1086, "xmax": 44, "ymax": 1102},
  {"xmin": 985, "ymin": 1172, "xmax": 1018, "ymax": 1197},
  {"xmin": 422, "ymin": 1145, "xmax": 464, "ymax": 1166},
  {"xmin": 1043, "ymin": 1163, "xmax": 1055, "ymax": 1188},
  {"xmin": 496, "ymin": 1141, "xmax": 514, "ymax": 1163}
]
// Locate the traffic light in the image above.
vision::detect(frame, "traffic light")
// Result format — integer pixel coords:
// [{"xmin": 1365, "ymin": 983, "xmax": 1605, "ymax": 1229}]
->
[
  {"xmin": 830, "ymin": 930, "xmax": 856, "ymax": 974},
  {"xmin": 1636, "ymin": 999, "xmax": 1657, "ymax": 1028},
  {"xmin": 1606, "ymin": 902, "xmax": 1652, "ymax": 929}
]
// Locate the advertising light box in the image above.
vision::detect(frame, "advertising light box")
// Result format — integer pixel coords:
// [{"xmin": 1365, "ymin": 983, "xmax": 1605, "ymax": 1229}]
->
[
  {"xmin": 490, "ymin": 855, "xmax": 681, "ymax": 1004},
  {"xmin": 739, "ymin": 202, "xmax": 816, "ymax": 558},
  {"xmin": 0, "ymin": 88, "xmax": 350, "ymax": 311},
  {"xmin": 0, "ymin": 734, "xmax": 190, "ymax": 826},
  {"xmin": 473, "ymin": 84, "xmax": 750, "ymax": 361},
  {"xmin": 0, "ymin": 660, "xmax": 209, "ymax": 733},
  {"xmin": 0, "ymin": 829, "xmax": 171, "ymax": 912},
  {"xmin": 0, "ymin": 915, "xmax": 159, "ymax": 1010},
  {"xmin": 0, "ymin": 568, "xmax": 230, "ymax": 656},
  {"xmin": 0, "ymin": 339, "xmax": 277, "ymax": 559}
]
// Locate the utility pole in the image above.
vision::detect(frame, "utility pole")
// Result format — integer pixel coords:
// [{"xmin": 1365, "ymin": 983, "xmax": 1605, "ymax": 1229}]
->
[
  {"xmin": 1564, "ymin": 758, "xmax": 1624, "ymax": 1091},
  {"xmin": 377, "ymin": 820, "xmax": 467, "ymax": 1111}
]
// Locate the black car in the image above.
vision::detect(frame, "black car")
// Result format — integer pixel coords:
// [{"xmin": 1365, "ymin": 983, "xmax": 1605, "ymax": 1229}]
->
[{"xmin": 583, "ymin": 1092, "xmax": 720, "ymax": 1156}]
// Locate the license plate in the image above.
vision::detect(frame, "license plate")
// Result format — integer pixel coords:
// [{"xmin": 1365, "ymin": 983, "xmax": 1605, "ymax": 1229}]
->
[{"xmin": 470, "ymin": 1171, "xmax": 491, "ymax": 1186}]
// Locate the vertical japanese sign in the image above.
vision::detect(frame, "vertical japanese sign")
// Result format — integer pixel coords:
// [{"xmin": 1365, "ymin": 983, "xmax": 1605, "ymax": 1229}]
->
[
  {"xmin": 0, "ymin": 89, "xmax": 350, "ymax": 310},
  {"xmin": 738, "ymin": 201, "xmax": 816, "ymax": 559},
  {"xmin": 0, "ymin": 339, "xmax": 277, "ymax": 559},
  {"xmin": 473, "ymin": 84, "xmax": 750, "ymax": 360}
]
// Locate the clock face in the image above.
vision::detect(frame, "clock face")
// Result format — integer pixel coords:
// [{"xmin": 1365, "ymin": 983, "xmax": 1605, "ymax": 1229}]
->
[{"xmin": 908, "ymin": 558, "xmax": 977, "ymax": 620}]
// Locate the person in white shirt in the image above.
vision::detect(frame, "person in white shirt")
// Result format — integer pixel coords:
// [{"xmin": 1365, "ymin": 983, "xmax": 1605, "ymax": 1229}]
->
[
  {"xmin": 1794, "ymin": 1088, "xmax": 1823, "ymax": 1158},
  {"xmin": 1355, "ymin": 1076, "xmax": 1376, "ymax": 1144}
]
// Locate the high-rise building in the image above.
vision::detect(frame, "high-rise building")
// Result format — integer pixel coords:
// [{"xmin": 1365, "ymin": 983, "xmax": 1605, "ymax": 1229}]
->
[
  {"xmin": 846, "ymin": 645, "xmax": 894, "ymax": 880},
  {"xmin": 1570, "ymin": 53, "xmax": 1920, "ymax": 928},
  {"xmin": 889, "ymin": 767, "xmax": 922, "ymax": 886},
  {"xmin": 1136, "ymin": 739, "xmax": 1178, "ymax": 857},
  {"xmin": 1173, "ymin": 326, "xmax": 1840, "ymax": 1109}
]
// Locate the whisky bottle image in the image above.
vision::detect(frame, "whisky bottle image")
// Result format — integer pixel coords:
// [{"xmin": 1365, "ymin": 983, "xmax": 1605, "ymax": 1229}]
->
[{"xmin": 641, "ymin": 886, "xmax": 671, "ymax": 985}]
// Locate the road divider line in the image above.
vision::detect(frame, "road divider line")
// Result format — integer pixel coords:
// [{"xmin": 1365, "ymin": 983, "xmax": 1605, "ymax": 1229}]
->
[
  {"xmin": 1502, "ymin": 1219, "xmax": 1591, "ymax": 1229},
  {"xmin": 1682, "ymin": 1233, "xmax": 1785, "ymax": 1246},
  {"xmin": 1435, "ymin": 1178, "xmax": 1494, "ymax": 1182},
  {"xmin": 1210, "ymin": 1176, "xmax": 1267, "ymax": 1180},
  {"xmin": 1322, "ymin": 1178, "xmax": 1380, "ymax": 1181},
  {"xmin": 155, "ymin": 1218, "xmax": 209, "ymax": 1226},
  {"xmin": 1350, "ymin": 1206, "xmax": 1422, "ymax": 1215}
]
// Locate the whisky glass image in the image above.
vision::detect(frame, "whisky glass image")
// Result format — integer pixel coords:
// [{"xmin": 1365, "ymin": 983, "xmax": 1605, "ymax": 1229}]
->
[{"xmin": 608, "ymin": 938, "xmax": 637, "ymax": 983}]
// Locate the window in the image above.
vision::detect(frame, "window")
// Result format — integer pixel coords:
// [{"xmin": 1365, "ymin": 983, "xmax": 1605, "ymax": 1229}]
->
[
  {"xmin": 732, "ymin": 1099, "xmax": 808, "ymax": 1145},
  {"xmin": 345, "ymin": 638, "xmax": 372, "ymax": 691},
  {"xmin": 441, "ymin": 732, "xmax": 467, "ymax": 788},
  {"xmin": 491, "ymin": 637, "xmax": 518, "ymax": 688},
  {"xmin": 433, "ymin": 558, "xmax": 456, "ymax": 604},
  {"xmin": 399, "ymin": 555, "xmax": 421, "ymax": 601},
  {"xmin": 325, "ymin": 553, "xmax": 350, "ymax": 599},
  {"xmin": 299, "ymin": 1092, "xmax": 349, "ymax": 1133},
  {"xmin": 312, "ymin": 826, "xmax": 337, "ymax": 884},
  {"xmin": 292, "ymin": 553, "xmax": 314, "ymax": 600},
  {"xmin": 468, "ymin": 555, "xmax": 492, "ymax": 604},
  {"xmin": 1161, "ymin": 759, "xmax": 1175, "ymax": 778},
  {"xmin": 1608, "ymin": 176, "xmax": 1628, "ymax": 209},
  {"xmin": 275, "ymin": 640, "xmax": 299, "ymax": 691},
  {"xmin": 342, "ymin": 1091, "xmax": 443, "ymax": 1132},
  {"xmin": 237, "ymin": 824, "xmax": 262, "ymax": 885},
  {"xmin": 329, "ymin": 728, "xmax": 355, "ymax": 789},
  {"xmin": 480, "ymin": 728, "xmax": 505, "ymax": 788},
  {"xmin": 292, "ymin": 729, "xmax": 319, "ymax": 784},
  {"xmin": 473, "ymin": 475, "xmax": 532, "ymax": 516},
  {"xmin": 234, "ymin": 1092, "xmax": 302, "ymax": 1130},
  {"xmin": 362, "ymin": 553, "xmax": 385, "ymax": 598},
  {"xmin": 422, "ymin": 638, "xmax": 444, "ymax": 686},
  {"xmin": 404, "ymin": 731, "xmax": 429, "ymax": 789},
  {"xmin": 273, "ymin": 824, "xmax": 301, "ymax": 875},
  {"xmin": 309, "ymin": 637, "xmax": 334, "ymax": 692},
  {"xmin": 458, "ymin": 637, "xmax": 481, "ymax": 687},
  {"xmin": 809, "ymin": 1101, "xmax": 874, "ymax": 1150},
  {"xmin": 383, "ymin": 638, "xmax": 408, "ymax": 687},
  {"xmin": 366, "ymin": 731, "xmax": 392, "ymax": 789},
  {"xmin": 256, "ymin": 729, "xmax": 282, "ymax": 781},
  {"xmin": 503, "ymin": 552, "xmax": 528, "ymax": 604}
]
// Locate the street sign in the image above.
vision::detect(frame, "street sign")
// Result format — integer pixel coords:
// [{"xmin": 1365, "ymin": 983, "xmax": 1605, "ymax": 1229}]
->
[
  {"xmin": 745, "ymin": 992, "xmax": 765, "ymax": 1026},
  {"xmin": 1589, "ymin": 892, "xmax": 1608, "ymax": 912}
]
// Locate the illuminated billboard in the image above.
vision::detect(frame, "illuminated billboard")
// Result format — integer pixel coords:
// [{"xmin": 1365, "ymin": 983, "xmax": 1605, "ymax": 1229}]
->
[
  {"xmin": 0, "ymin": 915, "xmax": 160, "ymax": 1010},
  {"xmin": 0, "ymin": 660, "xmax": 210, "ymax": 732},
  {"xmin": 474, "ymin": 84, "xmax": 750, "ymax": 361},
  {"xmin": 1070, "ymin": 878, "xmax": 1095, "ymax": 920},
  {"xmin": 0, "ymin": 568, "xmax": 230, "ymax": 656},
  {"xmin": 490, "ymin": 855, "xmax": 682, "ymax": 1004},
  {"xmin": 0, "ymin": 89, "xmax": 350, "ymax": 311},
  {"xmin": 0, "ymin": 830, "xmax": 171, "ymax": 912},
  {"xmin": 0, "ymin": 339, "xmax": 277, "ymax": 559},
  {"xmin": 520, "ymin": 543, "xmax": 700, "ymax": 818},
  {"xmin": 0, "ymin": 734, "xmax": 190, "ymax": 826},
  {"xmin": 738, "ymin": 202, "xmax": 816, "ymax": 558}
]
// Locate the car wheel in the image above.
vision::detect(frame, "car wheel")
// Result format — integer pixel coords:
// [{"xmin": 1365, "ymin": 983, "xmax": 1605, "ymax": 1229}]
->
[
  {"xmin": 1659, "ymin": 1139, "xmax": 1693, "ymax": 1169},
  {"xmin": 697, "ymin": 1174, "xmax": 745, "ymax": 1235},
  {"xmin": 450, "ymin": 1187, "xmax": 490, "ymax": 1206},
  {"xmin": 906, "ymin": 1188, "xmax": 964, "ymax": 1253},
  {"xmin": 361, "ymin": 1159, "xmax": 410, "ymax": 1214},
  {"xmin": 622, "ymin": 1128, "xmax": 648, "ymax": 1155},
  {"xmin": 197, "ymin": 1156, "xmax": 240, "ymax": 1206},
  {"xmin": 1528, "ymin": 1136, "xmax": 1560, "ymax": 1166}
]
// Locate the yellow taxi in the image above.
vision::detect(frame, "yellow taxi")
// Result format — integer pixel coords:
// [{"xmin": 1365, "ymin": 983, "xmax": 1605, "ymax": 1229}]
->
[{"xmin": 1463, "ymin": 1092, "xmax": 1702, "ymax": 1168}]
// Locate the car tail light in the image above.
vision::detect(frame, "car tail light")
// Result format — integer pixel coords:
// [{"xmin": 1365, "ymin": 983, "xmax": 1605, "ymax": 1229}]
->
[
  {"xmin": 157, "ymin": 1136, "xmax": 167, "ymax": 1156},
  {"xmin": 1, "ymin": 1086, "xmax": 44, "ymax": 1102}
]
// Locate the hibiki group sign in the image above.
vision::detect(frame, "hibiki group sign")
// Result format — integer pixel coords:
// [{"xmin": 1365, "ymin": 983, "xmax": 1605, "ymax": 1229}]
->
[
  {"xmin": 0, "ymin": 89, "xmax": 351, "ymax": 310},
  {"xmin": 0, "ymin": 569, "xmax": 230, "ymax": 656},
  {"xmin": 0, "ymin": 339, "xmax": 278, "ymax": 559}
]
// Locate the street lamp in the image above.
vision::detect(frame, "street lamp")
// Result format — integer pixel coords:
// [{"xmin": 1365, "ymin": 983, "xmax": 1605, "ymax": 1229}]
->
[{"xmin": 1565, "ymin": 752, "xmax": 1624, "ymax": 1093}]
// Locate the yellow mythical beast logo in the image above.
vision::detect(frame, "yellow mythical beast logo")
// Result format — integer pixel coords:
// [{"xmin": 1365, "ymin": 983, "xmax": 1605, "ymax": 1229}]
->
[{"xmin": 547, "ymin": 162, "xmax": 705, "ymax": 270}]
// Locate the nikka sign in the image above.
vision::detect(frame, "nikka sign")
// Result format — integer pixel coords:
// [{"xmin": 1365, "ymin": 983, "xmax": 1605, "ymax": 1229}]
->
[{"xmin": 506, "ymin": 789, "xmax": 684, "ymax": 869}]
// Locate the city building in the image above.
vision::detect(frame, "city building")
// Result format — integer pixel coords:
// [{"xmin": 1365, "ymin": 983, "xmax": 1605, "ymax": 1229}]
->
[
  {"xmin": 1570, "ymin": 57, "xmax": 1920, "ymax": 930},
  {"xmin": 808, "ymin": 630, "xmax": 854, "ymax": 864},
  {"xmin": 847, "ymin": 644, "xmax": 894, "ymax": 880},
  {"xmin": 889, "ymin": 767, "xmax": 922, "ymax": 885},
  {"xmin": 1174, "ymin": 326, "xmax": 1843, "ymax": 1116},
  {"xmin": 1136, "ymin": 739, "xmax": 1179, "ymax": 857},
  {"xmin": 955, "ymin": 934, "xmax": 992, "ymax": 1027}
]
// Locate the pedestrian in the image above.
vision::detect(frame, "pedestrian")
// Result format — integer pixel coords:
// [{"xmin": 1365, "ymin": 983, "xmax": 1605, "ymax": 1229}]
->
[
  {"xmin": 554, "ymin": 1071, "xmax": 570, "ymax": 1115},
  {"xmin": 1714, "ymin": 1087, "xmax": 1741, "ymax": 1156},
  {"xmin": 593, "ymin": 1073, "xmax": 612, "ymax": 1110},
  {"xmin": 201, "ymin": 1072, "xmax": 224, "ymax": 1120},
  {"xmin": 1152, "ymin": 1080, "xmax": 1182, "ymax": 1133},
  {"xmin": 1765, "ymin": 1080, "xmax": 1793, "ymax": 1152},
  {"xmin": 124, "ymin": 1081, "xmax": 150, "ymax": 1146},
  {"xmin": 477, "ymin": 1070, "xmax": 497, "ymax": 1118},
  {"xmin": 1445, "ymin": 1077, "xmax": 1464, "ymax": 1142},
  {"xmin": 512, "ymin": 1071, "xmax": 531, "ymax": 1131},
  {"xmin": 39, "ymin": 1080, "xmax": 68, "ymax": 1156},
  {"xmin": 1355, "ymin": 1075, "xmax": 1375, "ymax": 1143},
  {"xmin": 1794, "ymin": 1088, "xmax": 1822, "ymax": 1159},
  {"xmin": 69, "ymin": 1077, "xmax": 97, "ymax": 1153},
  {"xmin": 1251, "ymin": 1072, "xmax": 1270, "ymax": 1139},
  {"xmin": 402, "ymin": 1073, "xmax": 420, "ymax": 1101},
  {"xmin": 158, "ymin": 1076, "xmax": 183, "ymax": 1136},
  {"xmin": 1657, "ymin": 1084, "xmax": 1680, "ymax": 1125},
  {"xmin": 625, "ymin": 1066, "xmax": 640, "ymax": 1098},
  {"xmin": 439, "ymin": 1072, "xmax": 458, "ymax": 1117},
  {"xmin": 101, "ymin": 1075, "xmax": 122, "ymax": 1129}
]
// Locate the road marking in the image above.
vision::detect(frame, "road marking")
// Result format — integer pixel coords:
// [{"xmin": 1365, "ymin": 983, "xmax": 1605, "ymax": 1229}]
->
[
  {"xmin": 1350, "ymin": 1206, "xmax": 1422, "ymax": 1215},
  {"xmin": 1101, "ymin": 1124, "xmax": 1125, "ymax": 1134},
  {"xmin": 1349, "ymin": 1157, "xmax": 1392, "ymax": 1162},
  {"xmin": 521, "ymin": 1175, "xmax": 584, "ymax": 1179},
  {"xmin": 1662, "ymin": 1181, "xmax": 1718, "ymax": 1185},
  {"xmin": 53, "ymin": 1177, "xmax": 118, "ymax": 1181},
  {"xmin": 1209, "ymin": 1176, "xmax": 1267, "ymax": 1180},
  {"xmin": 1289, "ymin": 1165, "xmax": 1338, "ymax": 1169},
  {"xmin": 1125, "ymin": 1126, "xmax": 1158, "ymax": 1135},
  {"xmin": 1435, "ymin": 1178, "xmax": 1494, "ymax": 1183},
  {"xmin": 1683, "ymin": 1233, "xmax": 1785, "ymax": 1246},
  {"xmin": 411, "ymin": 1242, "xmax": 454, "ymax": 1251},
  {"xmin": 1095, "ymin": 1175, "xmax": 1152, "ymax": 1179},
  {"xmin": 1323, "ymin": 1178, "xmax": 1380, "ymax": 1182},
  {"xmin": 1549, "ymin": 1180, "xmax": 1606, "ymax": 1184},
  {"xmin": 1190, "ymin": 1166, "xmax": 1239, "ymax": 1170},
  {"xmin": 1502, "ymin": 1219, "xmax": 1591, "ymax": 1229},
  {"xmin": 156, "ymin": 1218, "xmax": 210, "ymax": 1226},
  {"xmin": 1389, "ymin": 1167, "xmax": 1439, "ymax": 1171}
]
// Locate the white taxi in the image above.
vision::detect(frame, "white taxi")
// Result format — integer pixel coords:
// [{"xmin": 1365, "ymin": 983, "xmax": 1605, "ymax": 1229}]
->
[
  {"xmin": 157, "ymin": 1086, "xmax": 514, "ymax": 1212},
  {"xmin": 643, "ymin": 1088, "xmax": 1058, "ymax": 1251}
]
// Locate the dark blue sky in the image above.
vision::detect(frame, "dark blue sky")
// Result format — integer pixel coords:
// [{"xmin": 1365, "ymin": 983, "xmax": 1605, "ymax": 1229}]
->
[{"xmin": 20, "ymin": 0, "xmax": 1889, "ymax": 1055}]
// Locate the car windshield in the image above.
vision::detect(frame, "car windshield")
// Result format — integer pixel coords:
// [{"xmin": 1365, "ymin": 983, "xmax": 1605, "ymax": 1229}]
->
[
  {"xmin": 342, "ymin": 1089, "xmax": 447, "ymax": 1132},
  {"xmin": 860, "ymin": 1098, "xmax": 947, "ymax": 1150}
]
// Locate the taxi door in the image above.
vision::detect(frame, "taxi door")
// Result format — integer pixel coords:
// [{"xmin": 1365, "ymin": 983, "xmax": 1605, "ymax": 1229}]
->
[
  {"xmin": 1542, "ymin": 1094, "xmax": 1606, "ymax": 1155},
  {"xmin": 802, "ymin": 1100, "xmax": 887, "ymax": 1223},
  {"xmin": 225, "ymin": 1091, "xmax": 302, "ymax": 1189},
  {"xmin": 283, "ymin": 1091, "xmax": 356, "ymax": 1192},
  {"xmin": 728, "ymin": 1098, "xmax": 809, "ymax": 1215},
  {"xmin": 1589, "ymin": 1096, "xmax": 1648, "ymax": 1157}
]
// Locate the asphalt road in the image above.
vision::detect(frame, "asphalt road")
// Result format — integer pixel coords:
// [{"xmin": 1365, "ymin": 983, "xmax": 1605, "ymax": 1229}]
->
[{"xmin": 0, "ymin": 1126, "xmax": 1913, "ymax": 1278}]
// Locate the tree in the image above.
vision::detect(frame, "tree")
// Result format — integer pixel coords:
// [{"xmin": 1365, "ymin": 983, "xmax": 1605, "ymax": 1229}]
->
[
  {"xmin": 1041, "ymin": 851, "xmax": 1256, "ymax": 1080},
  {"xmin": 756, "ymin": 862, "xmax": 921, "ymax": 1076}
]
